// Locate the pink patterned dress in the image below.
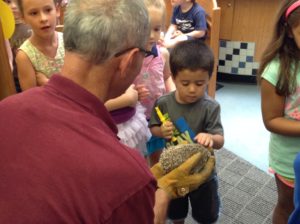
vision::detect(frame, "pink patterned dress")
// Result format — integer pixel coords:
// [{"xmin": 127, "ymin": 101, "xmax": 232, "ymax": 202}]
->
[{"xmin": 134, "ymin": 45, "xmax": 167, "ymax": 119}]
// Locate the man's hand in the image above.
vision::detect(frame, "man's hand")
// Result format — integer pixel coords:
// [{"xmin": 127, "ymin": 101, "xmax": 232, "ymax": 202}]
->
[{"xmin": 151, "ymin": 152, "xmax": 215, "ymax": 198}]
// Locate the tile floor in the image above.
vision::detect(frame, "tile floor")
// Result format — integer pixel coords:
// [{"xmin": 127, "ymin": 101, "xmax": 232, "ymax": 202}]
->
[{"xmin": 166, "ymin": 149, "xmax": 277, "ymax": 224}]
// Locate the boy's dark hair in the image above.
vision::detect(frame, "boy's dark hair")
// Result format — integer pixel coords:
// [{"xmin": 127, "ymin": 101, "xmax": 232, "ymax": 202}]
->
[{"xmin": 170, "ymin": 39, "xmax": 214, "ymax": 78}]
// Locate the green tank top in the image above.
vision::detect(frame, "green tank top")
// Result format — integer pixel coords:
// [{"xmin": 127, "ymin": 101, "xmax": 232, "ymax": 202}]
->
[
  {"xmin": 262, "ymin": 58, "xmax": 300, "ymax": 179},
  {"xmin": 19, "ymin": 32, "xmax": 64, "ymax": 78}
]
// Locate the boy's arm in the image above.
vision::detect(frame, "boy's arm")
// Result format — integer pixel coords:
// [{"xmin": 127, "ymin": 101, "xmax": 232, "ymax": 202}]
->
[
  {"xmin": 163, "ymin": 29, "xmax": 205, "ymax": 48},
  {"xmin": 163, "ymin": 24, "xmax": 177, "ymax": 48},
  {"xmin": 170, "ymin": 29, "xmax": 206, "ymax": 43},
  {"xmin": 150, "ymin": 121, "xmax": 174, "ymax": 140},
  {"xmin": 105, "ymin": 84, "xmax": 138, "ymax": 111},
  {"xmin": 194, "ymin": 133, "xmax": 224, "ymax": 149},
  {"xmin": 164, "ymin": 24, "xmax": 177, "ymax": 41},
  {"xmin": 183, "ymin": 30, "xmax": 206, "ymax": 39},
  {"xmin": 212, "ymin": 134, "xmax": 224, "ymax": 149},
  {"xmin": 16, "ymin": 50, "xmax": 37, "ymax": 90}
]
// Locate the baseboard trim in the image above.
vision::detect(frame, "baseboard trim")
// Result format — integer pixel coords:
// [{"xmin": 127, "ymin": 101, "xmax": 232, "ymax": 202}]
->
[{"xmin": 217, "ymin": 72, "xmax": 257, "ymax": 84}]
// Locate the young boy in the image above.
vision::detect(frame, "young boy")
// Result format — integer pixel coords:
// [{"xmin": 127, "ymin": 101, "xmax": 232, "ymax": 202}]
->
[
  {"xmin": 163, "ymin": 0, "xmax": 207, "ymax": 48},
  {"xmin": 148, "ymin": 39, "xmax": 224, "ymax": 224}
]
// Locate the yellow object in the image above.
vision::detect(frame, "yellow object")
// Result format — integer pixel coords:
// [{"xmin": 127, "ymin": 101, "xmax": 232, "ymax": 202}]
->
[
  {"xmin": 151, "ymin": 152, "xmax": 215, "ymax": 199},
  {"xmin": 155, "ymin": 106, "xmax": 177, "ymax": 143},
  {"xmin": 0, "ymin": 1, "xmax": 15, "ymax": 39},
  {"xmin": 155, "ymin": 106, "xmax": 167, "ymax": 123}
]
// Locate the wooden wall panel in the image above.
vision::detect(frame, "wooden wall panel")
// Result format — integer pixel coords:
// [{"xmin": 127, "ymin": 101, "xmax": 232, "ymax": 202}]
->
[
  {"xmin": 164, "ymin": 0, "xmax": 172, "ymax": 29},
  {"xmin": 0, "ymin": 19, "xmax": 16, "ymax": 100},
  {"xmin": 230, "ymin": 0, "xmax": 281, "ymax": 60},
  {"xmin": 218, "ymin": 0, "xmax": 235, "ymax": 40}
]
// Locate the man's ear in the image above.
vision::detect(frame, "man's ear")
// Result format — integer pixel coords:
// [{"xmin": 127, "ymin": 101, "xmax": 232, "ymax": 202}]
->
[{"xmin": 119, "ymin": 48, "xmax": 140, "ymax": 78}]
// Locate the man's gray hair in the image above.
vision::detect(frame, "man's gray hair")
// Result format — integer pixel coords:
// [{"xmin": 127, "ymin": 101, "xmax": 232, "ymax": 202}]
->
[{"xmin": 63, "ymin": 0, "xmax": 150, "ymax": 64}]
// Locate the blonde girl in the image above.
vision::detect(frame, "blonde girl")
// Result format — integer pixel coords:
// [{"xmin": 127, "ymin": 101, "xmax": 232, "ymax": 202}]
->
[
  {"xmin": 105, "ymin": 0, "xmax": 175, "ymax": 158},
  {"xmin": 16, "ymin": 0, "xmax": 64, "ymax": 90}
]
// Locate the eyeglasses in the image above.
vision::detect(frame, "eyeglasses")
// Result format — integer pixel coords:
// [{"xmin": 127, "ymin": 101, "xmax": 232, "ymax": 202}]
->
[{"xmin": 114, "ymin": 47, "xmax": 152, "ymax": 57}]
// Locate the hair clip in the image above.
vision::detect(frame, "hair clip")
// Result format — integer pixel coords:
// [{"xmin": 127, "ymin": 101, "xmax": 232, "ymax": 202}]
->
[{"xmin": 285, "ymin": 0, "xmax": 300, "ymax": 21}]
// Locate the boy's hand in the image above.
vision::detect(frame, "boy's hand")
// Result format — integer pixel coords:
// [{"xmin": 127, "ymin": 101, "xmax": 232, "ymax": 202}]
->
[
  {"xmin": 135, "ymin": 84, "xmax": 150, "ymax": 101},
  {"xmin": 160, "ymin": 121, "xmax": 174, "ymax": 140},
  {"xmin": 171, "ymin": 30, "xmax": 183, "ymax": 39},
  {"xmin": 194, "ymin": 133, "xmax": 213, "ymax": 148}
]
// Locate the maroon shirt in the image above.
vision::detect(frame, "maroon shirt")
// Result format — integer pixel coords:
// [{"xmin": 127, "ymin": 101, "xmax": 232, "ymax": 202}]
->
[{"xmin": 0, "ymin": 75, "xmax": 156, "ymax": 223}]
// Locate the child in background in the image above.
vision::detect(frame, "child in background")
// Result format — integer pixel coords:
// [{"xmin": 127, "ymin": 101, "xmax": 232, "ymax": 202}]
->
[
  {"xmin": 149, "ymin": 39, "xmax": 224, "ymax": 224},
  {"xmin": 105, "ymin": 0, "xmax": 175, "ymax": 156},
  {"xmin": 135, "ymin": 0, "xmax": 175, "ymax": 120},
  {"xmin": 257, "ymin": 0, "xmax": 300, "ymax": 223},
  {"xmin": 105, "ymin": 84, "xmax": 150, "ymax": 156},
  {"xmin": 164, "ymin": 0, "xmax": 207, "ymax": 49},
  {"xmin": 135, "ymin": 0, "xmax": 175, "ymax": 164},
  {"xmin": 4, "ymin": 0, "xmax": 31, "ymax": 92},
  {"xmin": 15, "ymin": 0, "xmax": 64, "ymax": 91}
]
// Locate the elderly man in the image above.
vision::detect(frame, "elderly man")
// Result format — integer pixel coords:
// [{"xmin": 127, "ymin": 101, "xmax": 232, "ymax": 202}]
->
[{"xmin": 0, "ymin": 0, "xmax": 210, "ymax": 223}]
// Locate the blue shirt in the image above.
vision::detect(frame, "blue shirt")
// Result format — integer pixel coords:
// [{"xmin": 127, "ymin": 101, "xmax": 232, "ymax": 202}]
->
[
  {"xmin": 289, "ymin": 152, "xmax": 300, "ymax": 224},
  {"xmin": 171, "ymin": 3, "xmax": 207, "ymax": 38}
]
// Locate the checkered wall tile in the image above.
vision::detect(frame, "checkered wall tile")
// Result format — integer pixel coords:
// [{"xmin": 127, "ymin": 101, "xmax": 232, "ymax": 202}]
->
[{"xmin": 218, "ymin": 40, "xmax": 260, "ymax": 76}]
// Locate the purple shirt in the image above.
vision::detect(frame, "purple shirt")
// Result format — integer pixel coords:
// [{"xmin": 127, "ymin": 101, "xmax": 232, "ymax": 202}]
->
[
  {"xmin": 0, "ymin": 75, "xmax": 156, "ymax": 223},
  {"xmin": 110, "ymin": 106, "xmax": 136, "ymax": 124}
]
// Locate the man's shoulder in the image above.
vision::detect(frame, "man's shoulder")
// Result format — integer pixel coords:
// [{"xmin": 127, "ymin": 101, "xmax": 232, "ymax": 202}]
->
[{"xmin": 0, "ymin": 88, "xmax": 40, "ymax": 110}]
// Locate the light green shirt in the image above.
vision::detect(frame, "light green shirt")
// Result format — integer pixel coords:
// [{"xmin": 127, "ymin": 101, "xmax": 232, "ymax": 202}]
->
[
  {"xmin": 19, "ymin": 32, "xmax": 64, "ymax": 78},
  {"xmin": 262, "ymin": 59, "xmax": 300, "ymax": 179}
]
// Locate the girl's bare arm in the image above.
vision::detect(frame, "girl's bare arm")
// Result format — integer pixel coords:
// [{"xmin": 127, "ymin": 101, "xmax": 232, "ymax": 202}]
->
[
  {"xmin": 261, "ymin": 79, "xmax": 300, "ymax": 136},
  {"xmin": 16, "ymin": 50, "xmax": 37, "ymax": 90}
]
